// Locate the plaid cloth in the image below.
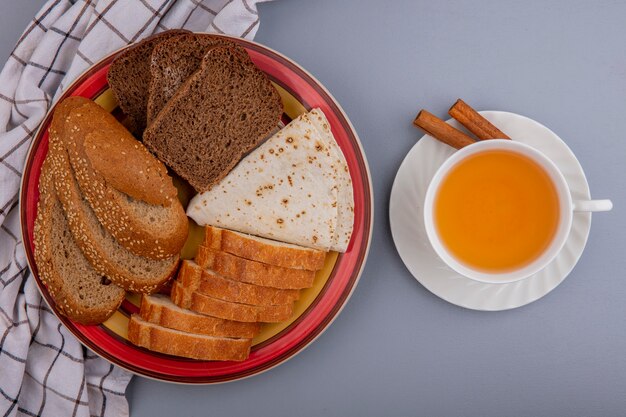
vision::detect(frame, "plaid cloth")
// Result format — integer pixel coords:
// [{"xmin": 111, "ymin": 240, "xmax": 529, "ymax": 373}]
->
[{"xmin": 0, "ymin": 1, "xmax": 271, "ymax": 416}]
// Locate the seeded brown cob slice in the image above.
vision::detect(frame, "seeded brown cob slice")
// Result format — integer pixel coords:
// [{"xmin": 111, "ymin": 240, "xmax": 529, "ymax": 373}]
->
[
  {"xmin": 203, "ymin": 225, "xmax": 327, "ymax": 271},
  {"xmin": 179, "ymin": 260, "xmax": 299, "ymax": 306},
  {"xmin": 139, "ymin": 294, "xmax": 259, "ymax": 338},
  {"xmin": 195, "ymin": 246, "xmax": 316, "ymax": 289},
  {"xmin": 146, "ymin": 33, "xmax": 241, "ymax": 124},
  {"xmin": 83, "ymin": 128, "xmax": 179, "ymax": 207},
  {"xmin": 48, "ymin": 137, "xmax": 179, "ymax": 293},
  {"xmin": 128, "ymin": 315, "xmax": 251, "ymax": 361},
  {"xmin": 53, "ymin": 97, "xmax": 188, "ymax": 260},
  {"xmin": 143, "ymin": 46, "xmax": 283, "ymax": 192},
  {"xmin": 33, "ymin": 156, "xmax": 125, "ymax": 325},
  {"xmin": 52, "ymin": 97, "xmax": 178, "ymax": 206},
  {"xmin": 171, "ymin": 281, "xmax": 294, "ymax": 323},
  {"xmin": 107, "ymin": 29, "xmax": 189, "ymax": 135}
]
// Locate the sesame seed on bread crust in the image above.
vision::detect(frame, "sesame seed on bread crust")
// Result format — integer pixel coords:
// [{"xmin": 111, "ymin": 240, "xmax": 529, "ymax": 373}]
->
[
  {"xmin": 33, "ymin": 156, "xmax": 125, "ymax": 325},
  {"xmin": 51, "ymin": 97, "xmax": 188, "ymax": 260},
  {"xmin": 47, "ymin": 136, "xmax": 179, "ymax": 294}
]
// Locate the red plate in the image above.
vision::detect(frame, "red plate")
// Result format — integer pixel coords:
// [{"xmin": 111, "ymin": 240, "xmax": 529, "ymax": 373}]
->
[{"xmin": 20, "ymin": 35, "xmax": 372, "ymax": 383}]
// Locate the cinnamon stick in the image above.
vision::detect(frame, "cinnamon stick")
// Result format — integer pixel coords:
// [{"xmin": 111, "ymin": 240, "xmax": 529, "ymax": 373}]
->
[
  {"xmin": 448, "ymin": 99, "xmax": 510, "ymax": 140},
  {"xmin": 413, "ymin": 110, "xmax": 475, "ymax": 149}
]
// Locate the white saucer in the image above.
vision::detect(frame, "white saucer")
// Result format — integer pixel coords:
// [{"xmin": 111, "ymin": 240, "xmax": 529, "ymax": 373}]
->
[{"xmin": 389, "ymin": 111, "xmax": 592, "ymax": 311}]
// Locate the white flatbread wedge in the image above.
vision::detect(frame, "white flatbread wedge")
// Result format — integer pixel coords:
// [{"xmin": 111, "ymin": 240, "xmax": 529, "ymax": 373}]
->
[
  {"xmin": 188, "ymin": 108, "xmax": 355, "ymax": 251},
  {"xmin": 306, "ymin": 109, "xmax": 354, "ymax": 251}
]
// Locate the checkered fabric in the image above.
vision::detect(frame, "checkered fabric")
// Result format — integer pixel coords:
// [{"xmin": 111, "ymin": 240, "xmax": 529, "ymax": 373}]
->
[{"xmin": 0, "ymin": 1, "xmax": 272, "ymax": 416}]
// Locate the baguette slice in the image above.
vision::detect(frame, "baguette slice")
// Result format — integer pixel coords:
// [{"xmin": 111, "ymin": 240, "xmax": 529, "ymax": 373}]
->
[
  {"xmin": 140, "ymin": 294, "xmax": 259, "ymax": 338},
  {"xmin": 48, "ymin": 138, "xmax": 179, "ymax": 293},
  {"xmin": 107, "ymin": 29, "xmax": 189, "ymax": 134},
  {"xmin": 179, "ymin": 260, "xmax": 299, "ymax": 306},
  {"xmin": 171, "ymin": 281, "xmax": 294, "ymax": 323},
  {"xmin": 195, "ymin": 246, "xmax": 315, "ymax": 289},
  {"xmin": 128, "ymin": 315, "xmax": 251, "ymax": 361},
  {"xmin": 55, "ymin": 97, "xmax": 188, "ymax": 259},
  {"xmin": 146, "ymin": 33, "xmax": 241, "ymax": 123},
  {"xmin": 203, "ymin": 225, "xmax": 326, "ymax": 271},
  {"xmin": 33, "ymin": 156, "xmax": 125, "ymax": 325},
  {"xmin": 143, "ymin": 46, "xmax": 283, "ymax": 192}
]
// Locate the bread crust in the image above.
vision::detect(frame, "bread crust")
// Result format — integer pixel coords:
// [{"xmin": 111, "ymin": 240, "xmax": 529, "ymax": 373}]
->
[
  {"xmin": 204, "ymin": 225, "xmax": 327, "ymax": 271},
  {"xmin": 107, "ymin": 29, "xmax": 189, "ymax": 134},
  {"xmin": 33, "ymin": 156, "xmax": 125, "ymax": 325},
  {"xmin": 143, "ymin": 45, "xmax": 283, "ymax": 192},
  {"xmin": 179, "ymin": 260, "xmax": 299, "ymax": 306},
  {"xmin": 195, "ymin": 246, "xmax": 316, "ymax": 289},
  {"xmin": 171, "ymin": 281, "xmax": 294, "ymax": 323},
  {"xmin": 48, "ymin": 137, "xmax": 179, "ymax": 293},
  {"xmin": 52, "ymin": 97, "xmax": 188, "ymax": 260},
  {"xmin": 84, "ymin": 130, "xmax": 177, "ymax": 206},
  {"xmin": 140, "ymin": 295, "xmax": 259, "ymax": 338},
  {"xmin": 146, "ymin": 33, "xmax": 242, "ymax": 123},
  {"xmin": 128, "ymin": 315, "xmax": 251, "ymax": 361}
]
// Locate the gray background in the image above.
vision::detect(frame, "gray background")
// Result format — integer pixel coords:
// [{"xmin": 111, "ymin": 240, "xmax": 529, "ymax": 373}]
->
[{"xmin": 2, "ymin": 1, "xmax": 625, "ymax": 416}]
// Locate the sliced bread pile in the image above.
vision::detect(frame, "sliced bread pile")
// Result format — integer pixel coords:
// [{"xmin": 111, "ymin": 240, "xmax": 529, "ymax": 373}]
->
[
  {"xmin": 127, "ymin": 225, "xmax": 327, "ymax": 361},
  {"xmin": 128, "ymin": 295, "xmax": 258, "ymax": 361},
  {"xmin": 108, "ymin": 32, "xmax": 283, "ymax": 192},
  {"xmin": 34, "ymin": 97, "xmax": 189, "ymax": 324}
]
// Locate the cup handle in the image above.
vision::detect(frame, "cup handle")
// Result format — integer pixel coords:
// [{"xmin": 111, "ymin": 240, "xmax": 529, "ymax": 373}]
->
[{"xmin": 572, "ymin": 199, "xmax": 613, "ymax": 212}]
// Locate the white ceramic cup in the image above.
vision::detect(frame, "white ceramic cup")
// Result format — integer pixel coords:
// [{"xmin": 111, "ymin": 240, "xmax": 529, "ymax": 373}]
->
[{"xmin": 423, "ymin": 139, "xmax": 613, "ymax": 284}]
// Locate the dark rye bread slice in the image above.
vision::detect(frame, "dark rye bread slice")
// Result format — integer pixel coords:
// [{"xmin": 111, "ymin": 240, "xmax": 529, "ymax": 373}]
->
[
  {"xmin": 107, "ymin": 30, "xmax": 188, "ymax": 134},
  {"xmin": 146, "ymin": 33, "xmax": 242, "ymax": 123},
  {"xmin": 53, "ymin": 97, "xmax": 188, "ymax": 260},
  {"xmin": 33, "ymin": 156, "xmax": 125, "ymax": 325},
  {"xmin": 143, "ymin": 46, "xmax": 283, "ymax": 192},
  {"xmin": 48, "ymin": 138, "xmax": 179, "ymax": 293}
]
